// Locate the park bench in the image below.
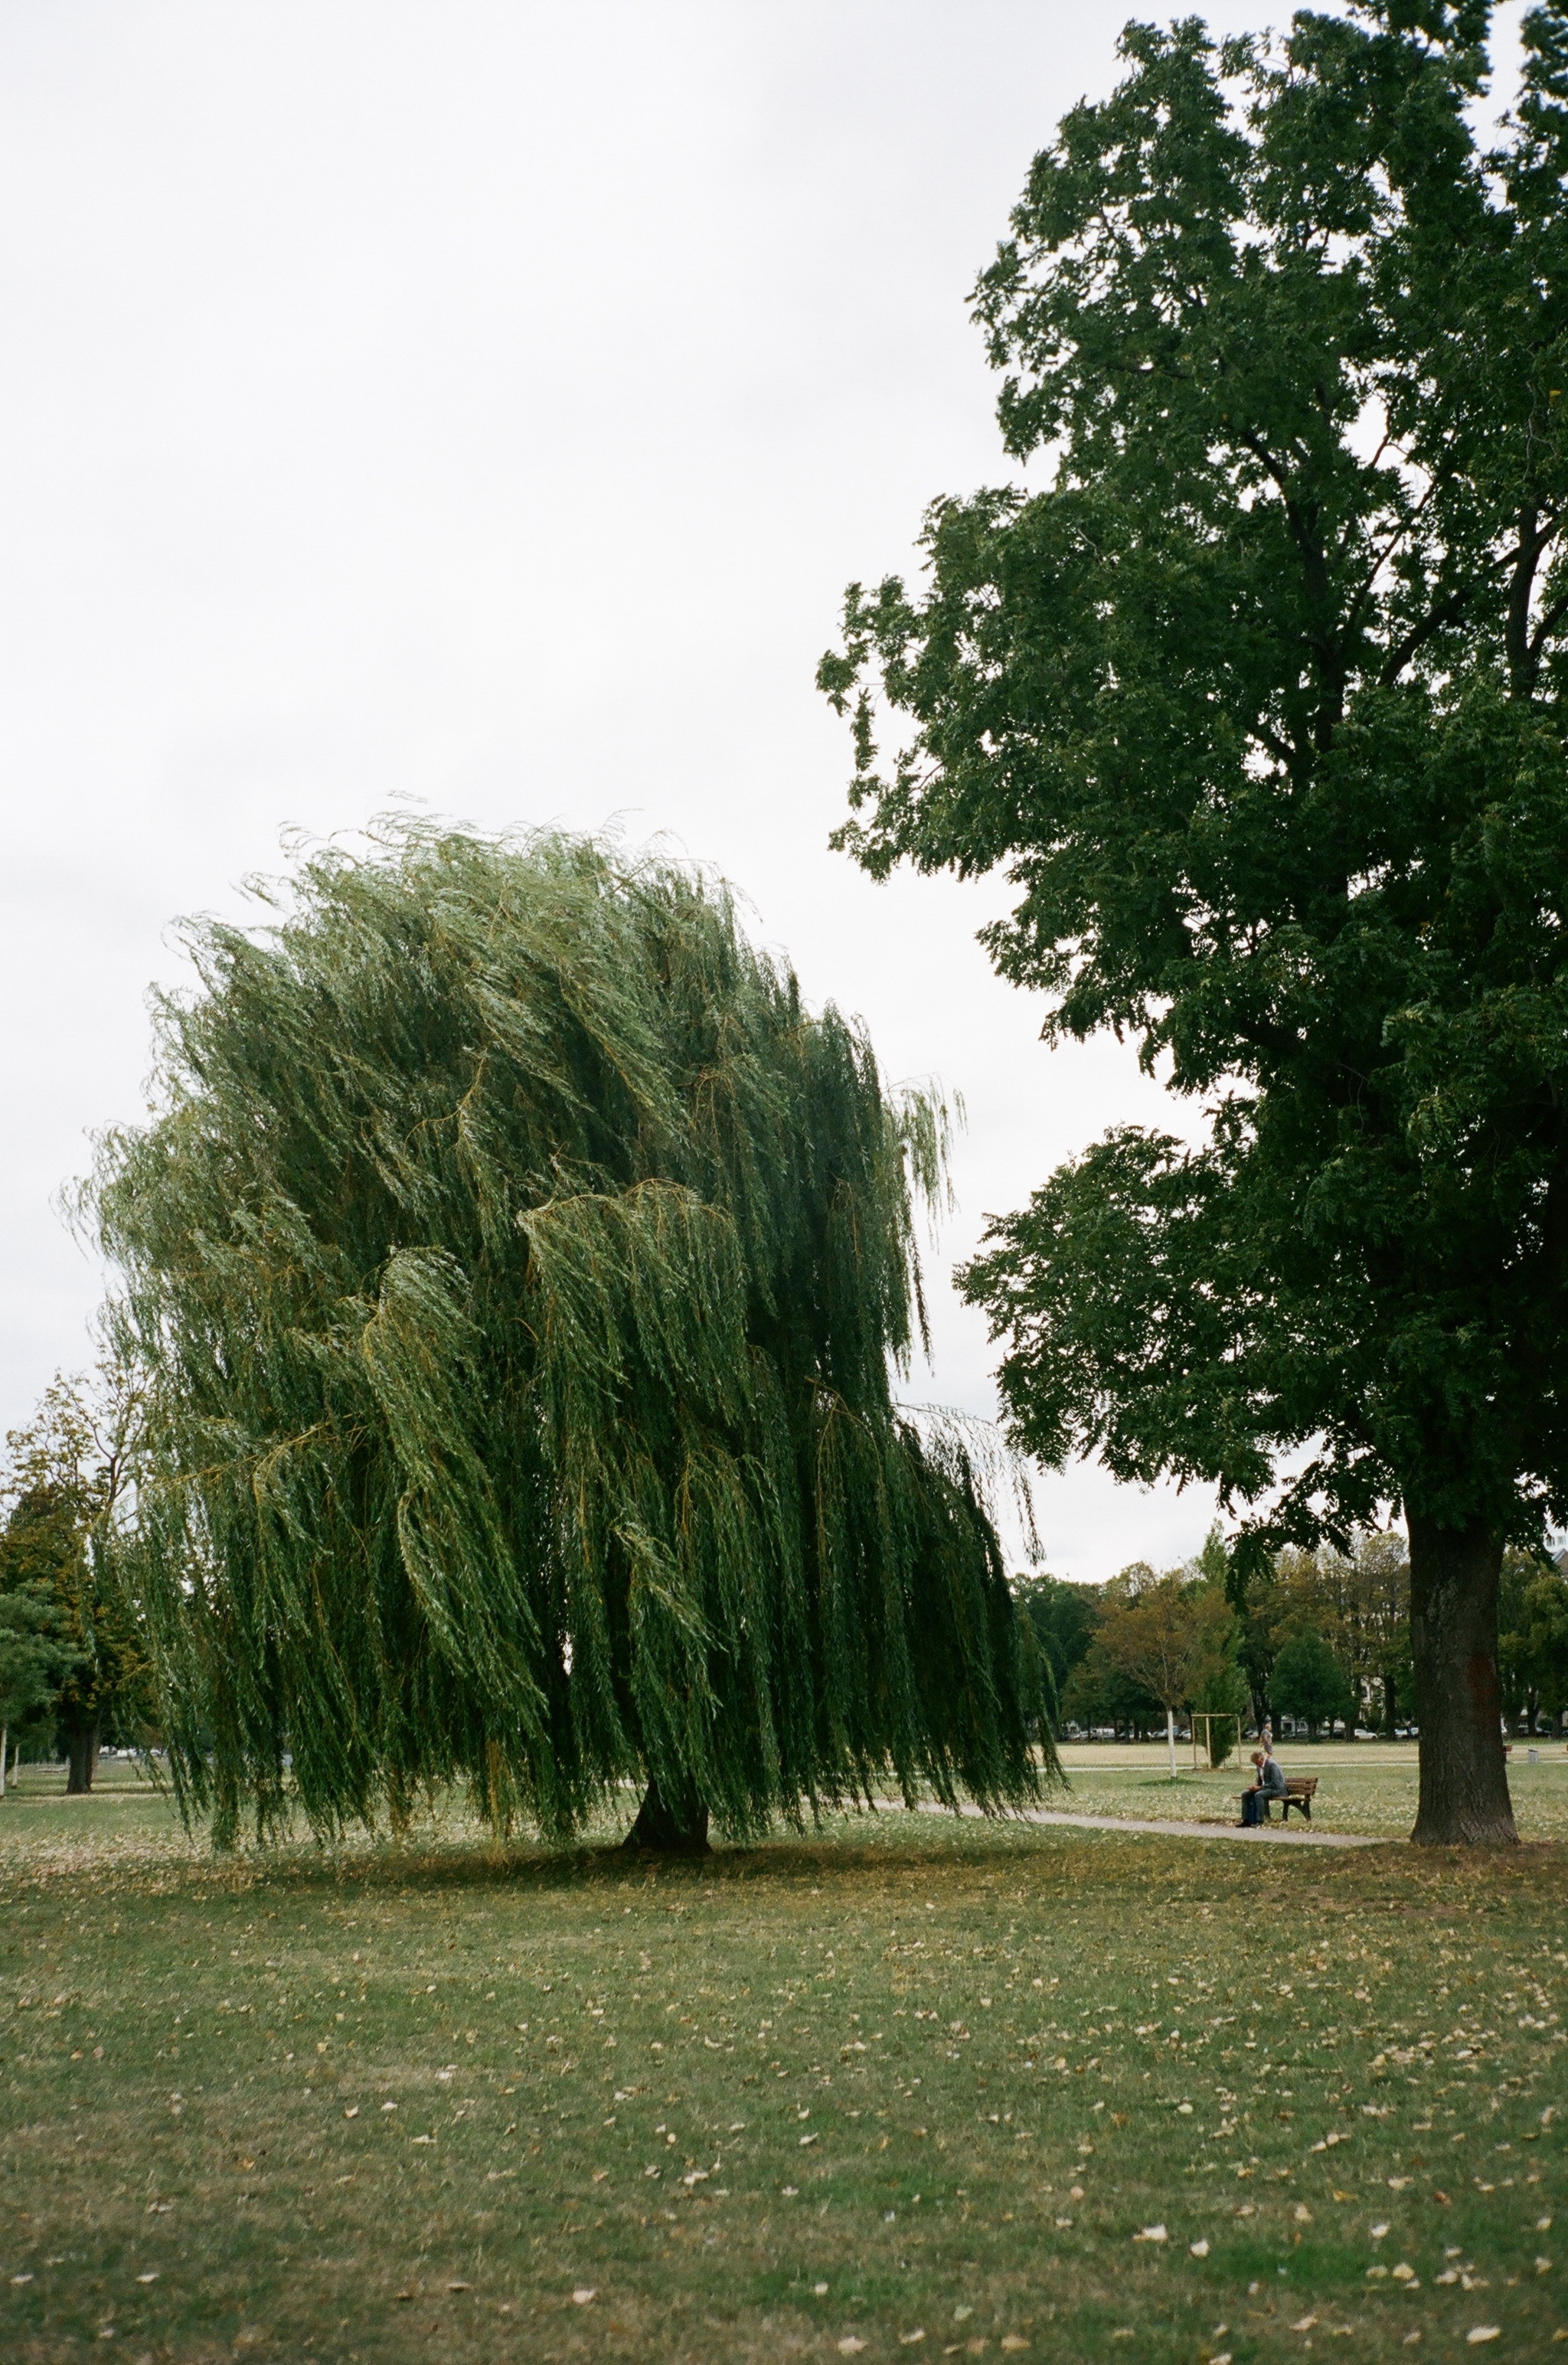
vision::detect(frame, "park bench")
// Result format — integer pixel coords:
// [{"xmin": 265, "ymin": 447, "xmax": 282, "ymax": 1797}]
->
[{"xmin": 1264, "ymin": 1775, "xmax": 1318, "ymax": 1824}]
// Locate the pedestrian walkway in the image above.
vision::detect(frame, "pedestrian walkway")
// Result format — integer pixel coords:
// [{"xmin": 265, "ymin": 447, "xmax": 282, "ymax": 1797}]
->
[{"xmin": 887, "ymin": 1798, "xmax": 1395, "ymax": 1849}]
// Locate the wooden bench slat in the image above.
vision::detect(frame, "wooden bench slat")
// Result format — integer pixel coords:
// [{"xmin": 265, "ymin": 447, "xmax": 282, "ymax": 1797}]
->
[{"xmin": 1270, "ymin": 1774, "xmax": 1318, "ymax": 1823}]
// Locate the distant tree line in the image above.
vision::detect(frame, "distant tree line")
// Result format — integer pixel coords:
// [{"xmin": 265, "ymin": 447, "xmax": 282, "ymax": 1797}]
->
[
  {"xmin": 1016, "ymin": 1530, "xmax": 1568, "ymax": 1751},
  {"xmin": 0, "ymin": 1367, "xmax": 149, "ymax": 1792}
]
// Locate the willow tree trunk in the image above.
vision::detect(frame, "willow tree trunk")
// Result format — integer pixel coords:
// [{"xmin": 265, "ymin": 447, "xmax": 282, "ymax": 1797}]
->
[
  {"xmin": 1408, "ymin": 1513, "xmax": 1517, "ymax": 1846},
  {"xmin": 64, "ymin": 1717, "xmax": 100, "ymax": 1797},
  {"xmin": 622, "ymin": 1775, "xmax": 710, "ymax": 1854}
]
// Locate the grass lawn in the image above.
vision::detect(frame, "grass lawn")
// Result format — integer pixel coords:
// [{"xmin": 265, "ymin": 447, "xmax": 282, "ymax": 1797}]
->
[
  {"xmin": 1, "ymin": 1761, "xmax": 1565, "ymax": 2364},
  {"xmin": 1052, "ymin": 1743, "xmax": 1568, "ymax": 1843}
]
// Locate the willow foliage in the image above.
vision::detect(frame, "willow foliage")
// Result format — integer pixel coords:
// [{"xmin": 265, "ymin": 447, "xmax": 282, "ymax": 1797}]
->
[{"xmin": 93, "ymin": 828, "xmax": 1049, "ymax": 1845}]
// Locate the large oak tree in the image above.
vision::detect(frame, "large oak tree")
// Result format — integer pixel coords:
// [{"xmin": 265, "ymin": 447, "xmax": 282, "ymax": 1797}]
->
[{"xmin": 820, "ymin": 2, "xmax": 1568, "ymax": 1841}]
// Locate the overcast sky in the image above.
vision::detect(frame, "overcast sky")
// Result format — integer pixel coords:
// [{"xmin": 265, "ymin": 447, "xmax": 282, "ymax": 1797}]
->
[{"xmin": 0, "ymin": 2, "xmax": 1531, "ymax": 1579}]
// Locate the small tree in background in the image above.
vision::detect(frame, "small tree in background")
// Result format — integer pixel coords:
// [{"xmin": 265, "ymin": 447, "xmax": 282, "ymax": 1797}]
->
[
  {"xmin": 1060, "ymin": 1633, "xmax": 1164, "ymax": 1740},
  {"xmin": 1499, "ymin": 1550, "xmax": 1568, "ymax": 1734},
  {"xmin": 1231, "ymin": 1559, "xmax": 1282, "ymax": 1742},
  {"xmin": 0, "ymin": 1592, "xmax": 70, "ymax": 1796},
  {"xmin": 1272, "ymin": 1629, "xmax": 1357, "ymax": 1742},
  {"xmin": 1285, "ymin": 1532, "xmax": 1410, "ymax": 1739},
  {"xmin": 1188, "ymin": 1526, "xmax": 1249, "ymax": 1763},
  {"xmin": 1189, "ymin": 1651, "xmax": 1250, "ymax": 1768},
  {"xmin": 91, "ymin": 828, "xmax": 1052, "ymax": 1852},
  {"xmin": 0, "ymin": 1372, "xmax": 145, "ymax": 1793},
  {"xmin": 1235, "ymin": 1532, "xmax": 1410, "ymax": 1737},
  {"xmin": 1351, "ymin": 1532, "xmax": 1414, "ymax": 1739},
  {"xmin": 1012, "ymin": 1573, "xmax": 1098, "ymax": 1730},
  {"xmin": 1096, "ymin": 1569, "xmax": 1236, "ymax": 1777}
]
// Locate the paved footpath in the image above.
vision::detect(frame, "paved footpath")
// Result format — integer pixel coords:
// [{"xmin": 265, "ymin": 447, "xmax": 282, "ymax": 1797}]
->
[{"xmin": 892, "ymin": 1798, "xmax": 1395, "ymax": 1850}]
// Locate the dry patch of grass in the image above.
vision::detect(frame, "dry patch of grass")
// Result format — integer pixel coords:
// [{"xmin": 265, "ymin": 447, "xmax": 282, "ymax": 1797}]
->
[{"xmin": 0, "ymin": 1779, "xmax": 1564, "ymax": 2363}]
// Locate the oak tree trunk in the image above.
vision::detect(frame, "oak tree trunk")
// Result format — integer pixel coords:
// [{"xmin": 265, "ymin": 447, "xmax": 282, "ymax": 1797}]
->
[
  {"xmin": 1408, "ymin": 1513, "xmax": 1517, "ymax": 1846},
  {"xmin": 64, "ymin": 1717, "xmax": 100, "ymax": 1796},
  {"xmin": 622, "ymin": 1775, "xmax": 710, "ymax": 1855}
]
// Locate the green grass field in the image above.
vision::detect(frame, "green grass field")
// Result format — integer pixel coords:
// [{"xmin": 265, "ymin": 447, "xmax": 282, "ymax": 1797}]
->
[
  {"xmin": 1052, "ymin": 1742, "xmax": 1568, "ymax": 1842},
  {"xmin": 2, "ymin": 1756, "xmax": 1565, "ymax": 2364}
]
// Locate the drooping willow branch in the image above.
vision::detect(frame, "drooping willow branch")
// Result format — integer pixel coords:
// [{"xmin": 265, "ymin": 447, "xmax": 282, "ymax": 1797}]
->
[{"xmin": 94, "ymin": 824, "xmax": 1052, "ymax": 1847}]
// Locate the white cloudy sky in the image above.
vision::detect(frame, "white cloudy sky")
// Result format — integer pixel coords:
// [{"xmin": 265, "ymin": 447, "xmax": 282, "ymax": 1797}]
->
[{"xmin": 0, "ymin": 2, "xmax": 1530, "ymax": 1579}]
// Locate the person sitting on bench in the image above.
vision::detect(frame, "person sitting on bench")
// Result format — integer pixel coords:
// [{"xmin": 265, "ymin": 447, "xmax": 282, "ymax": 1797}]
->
[{"xmin": 1240, "ymin": 1747, "xmax": 1288, "ymax": 1827}]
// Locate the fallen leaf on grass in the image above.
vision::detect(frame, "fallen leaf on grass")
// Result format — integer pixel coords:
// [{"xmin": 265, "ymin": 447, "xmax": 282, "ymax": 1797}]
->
[
  {"xmin": 839, "ymin": 2341, "xmax": 867, "ymax": 2356},
  {"xmin": 344, "ymin": 2106, "xmax": 358, "ymax": 2119},
  {"xmin": 1001, "ymin": 2339, "xmax": 1029, "ymax": 2353},
  {"xmin": 1133, "ymin": 2223, "xmax": 1168, "ymax": 2243},
  {"xmin": 448, "ymin": 2282, "xmax": 472, "ymax": 2293},
  {"xmin": 1466, "ymin": 2334, "xmax": 1500, "ymax": 2349},
  {"xmin": 1292, "ymin": 2317, "xmax": 1318, "ymax": 2333},
  {"xmin": 572, "ymin": 2288, "xmax": 596, "ymax": 2305},
  {"xmin": 899, "ymin": 2334, "xmax": 926, "ymax": 2347},
  {"xmin": 1190, "ymin": 2239, "xmax": 1210, "ymax": 2258},
  {"xmin": 136, "ymin": 2273, "xmax": 158, "ymax": 2285}
]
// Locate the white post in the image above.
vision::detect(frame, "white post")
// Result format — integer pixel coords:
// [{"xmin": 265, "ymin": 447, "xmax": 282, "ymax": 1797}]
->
[
  {"xmin": 0, "ymin": 1728, "xmax": 8, "ymax": 1799},
  {"xmin": 1166, "ymin": 1706, "xmax": 1178, "ymax": 1780}
]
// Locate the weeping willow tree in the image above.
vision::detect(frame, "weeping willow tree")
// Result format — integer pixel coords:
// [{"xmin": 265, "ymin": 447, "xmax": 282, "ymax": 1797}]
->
[{"xmin": 92, "ymin": 827, "xmax": 1050, "ymax": 1851}]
